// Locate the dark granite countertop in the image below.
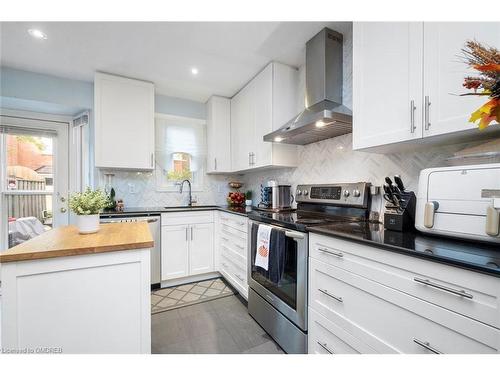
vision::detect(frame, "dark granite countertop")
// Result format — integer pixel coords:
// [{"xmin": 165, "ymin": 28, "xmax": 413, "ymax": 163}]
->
[
  {"xmin": 100, "ymin": 205, "xmax": 253, "ymax": 218},
  {"xmin": 308, "ymin": 222, "xmax": 500, "ymax": 277}
]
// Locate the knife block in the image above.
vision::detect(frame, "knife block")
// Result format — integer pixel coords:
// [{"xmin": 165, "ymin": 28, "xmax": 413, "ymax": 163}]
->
[{"xmin": 384, "ymin": 191, "xmax": 416, "ymax": 232}]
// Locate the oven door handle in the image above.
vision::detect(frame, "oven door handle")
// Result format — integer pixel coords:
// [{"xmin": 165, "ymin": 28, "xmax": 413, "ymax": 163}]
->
[{"xmin": 285, "ymin": 231, "xmax": 305, "ymax": 239}]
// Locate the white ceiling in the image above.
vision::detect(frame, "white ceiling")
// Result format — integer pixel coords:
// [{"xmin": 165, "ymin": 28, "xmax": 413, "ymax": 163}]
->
[{"xmin": 0, "ymin": 22, "xmax": 351, "ymax": 102}]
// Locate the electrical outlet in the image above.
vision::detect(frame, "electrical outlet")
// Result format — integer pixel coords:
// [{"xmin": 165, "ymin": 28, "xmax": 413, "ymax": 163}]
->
[{"xmin": 128, "ymin": 183, "xmax": 136, "ymax": 194}]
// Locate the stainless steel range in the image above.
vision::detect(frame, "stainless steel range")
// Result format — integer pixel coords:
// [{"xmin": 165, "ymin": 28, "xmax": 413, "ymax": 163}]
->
[{"xmin": 247, "ymin": 182, "xmax": 371, "ymax": 354}]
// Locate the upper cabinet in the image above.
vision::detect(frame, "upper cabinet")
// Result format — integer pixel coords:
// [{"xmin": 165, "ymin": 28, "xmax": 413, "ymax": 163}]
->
[
  {"xmin": 353, "ymin": 23, "xmax": 423, "ymax": 150},
  {"xmin": 206, "ymin": 96, "xmax": 231, "ymax": 173},
  {"xmin": 353, "ymin": 22, "xmax": 500, "ymax": 151},
  {"xmin": 423, "ymin": 23, "xmax": 500, "ymax": 137},
  {"xmin": 94, "ymin": 72, "xmax": 155, "ymax": 170},
  {"xmin": 231, "ymin": 62, "xmax": 299, "ymax": 172}
]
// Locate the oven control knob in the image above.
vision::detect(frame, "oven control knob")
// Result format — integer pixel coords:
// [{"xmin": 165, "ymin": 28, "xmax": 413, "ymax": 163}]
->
[
  {"xmin": 297, "ymin": 190, "xmax": 302, "ymax": 196},
  {"xmin": 303, "ymin": 190, "xmax": 309, "ymax": 196},
  {"xmin": 352, "ymin": 189, "xmax": 361, "ymax": 197},
  {"xmin": 343, "ymin": 190, "xmax": 350, "ymax": 198}
]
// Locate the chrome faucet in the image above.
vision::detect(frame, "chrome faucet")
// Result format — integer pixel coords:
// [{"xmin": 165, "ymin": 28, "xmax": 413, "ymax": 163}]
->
[{"xmin": 179, "ymin": 179, "xmax": 193, "ymax": 206}]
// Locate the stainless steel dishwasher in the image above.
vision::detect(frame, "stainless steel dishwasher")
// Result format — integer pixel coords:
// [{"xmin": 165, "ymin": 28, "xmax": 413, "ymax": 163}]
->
[{"xmin": 100, "ymin": 214, "xmax": 161, "ymax": 288}]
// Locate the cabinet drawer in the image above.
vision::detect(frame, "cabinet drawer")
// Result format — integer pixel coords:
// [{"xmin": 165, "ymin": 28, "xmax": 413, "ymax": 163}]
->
[
  {"xmin": 220, "ymin": 223, "xmax": 247, "ymax": 242},
  {"xmin": 308, "ymin": 308, "xmax": 375, "ymax": 354},
  {"xmin": 219, "ymin": 253, "xmax": 248, "ymax": 299},
  {"xmin": 219, "ymin": 212, "xmax": 248, "ymax": 233},
  {"xmin": 309, "ymin": 258, "xmax": 500, "ymax": 354},
  {"xmin": 220, "ymin": 243, "xmax": 246, "ymax": 269},
  {"xmin": 219, "ymin": 230, "xmax": 247, "ymax": 260},
  {"xmin": 161, "ymin": 211, "xmax": 214, "ymax": 225},
  {"xmin": 310, "ymin": 233, "xmax": 500, "ymax": 328}
]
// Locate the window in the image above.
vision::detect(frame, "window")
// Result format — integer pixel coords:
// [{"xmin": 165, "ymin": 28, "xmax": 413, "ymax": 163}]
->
[{"xmin": 155, "ymin": 114, "xmax": 206, "ymax": 191}]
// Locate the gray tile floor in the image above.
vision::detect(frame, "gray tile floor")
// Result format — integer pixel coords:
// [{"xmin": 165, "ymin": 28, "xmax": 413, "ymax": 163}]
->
[{"xmin": 152, "ymin": 294, "xmax": 285, "ymax": 354}]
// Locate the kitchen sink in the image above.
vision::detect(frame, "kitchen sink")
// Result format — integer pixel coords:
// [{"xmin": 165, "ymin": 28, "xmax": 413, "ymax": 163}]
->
[{"xmin": 163, "ymin": 205, "xmax": 219, "ymax": 210}]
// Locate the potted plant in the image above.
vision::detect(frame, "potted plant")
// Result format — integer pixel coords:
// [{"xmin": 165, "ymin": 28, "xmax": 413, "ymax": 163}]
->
[
  {"xmin": 245, "ymin": 190, "xmax": 253, "ymax": 207},
  {"xmin": 69, "ymin": 188, "xmax": 108, "ymax": 234}
]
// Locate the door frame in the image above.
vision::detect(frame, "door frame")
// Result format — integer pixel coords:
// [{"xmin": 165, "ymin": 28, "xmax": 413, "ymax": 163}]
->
[{"xmin": 0, "ymin": 109, "xmax": 77, "ymax": 250}]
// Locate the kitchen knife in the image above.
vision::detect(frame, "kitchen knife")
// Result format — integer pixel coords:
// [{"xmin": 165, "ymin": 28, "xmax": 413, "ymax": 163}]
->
[
  {"xmin": 394, "ymin": 175, "xmax": 405, "ymax": 192},
  {"xmin": 383, "ymin": 184, "xmax": 396, "ymax": 204},
  {"xmin": 385, "ymin": 177, "xmax": 393, "ymax": 187}
]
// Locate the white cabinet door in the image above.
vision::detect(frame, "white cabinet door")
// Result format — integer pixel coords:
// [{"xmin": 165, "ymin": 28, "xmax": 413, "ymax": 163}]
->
[
  {"xmin": 423, "ymin": 22, "xmax": 500, "ymax": 137},
  {"xmin": 161, "ymin": 225, "xmax": 189, "ymax": 280},
  {"xmin": 94, "ymin": 72, "xmax": 154, "ymax": 170},
  {"xmin": 206, "ymin": 96, "xmax": 231, "ymax": 173},
  {"xmin": 230, "ymin": 86, "xmax": 253, "ymax": 171},
  {"xmin": 252, "ymin": 64, "xmax": 273, "ymax": 168},
  {"xmin": 353, "ymin": 22, "xmax": 423, "ymax": 150},
  {"xmin": 189, "ymin": 223, "xmax": 214, "ymax": 275}
]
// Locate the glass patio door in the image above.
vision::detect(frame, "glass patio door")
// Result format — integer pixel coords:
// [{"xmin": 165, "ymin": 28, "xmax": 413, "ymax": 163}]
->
[{"xmin": 0, "ymin": 115, "xmax": 69, "ymax": 250}]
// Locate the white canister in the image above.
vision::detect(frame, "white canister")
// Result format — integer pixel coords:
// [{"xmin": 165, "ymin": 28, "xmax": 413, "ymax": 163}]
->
[
  {"xmin": 76, "ymin": 214, "xmax": 100, "ymax": 234},
  {"xmin": 245, "ymin": 199, "xmax": 252, "ymax": 207}
]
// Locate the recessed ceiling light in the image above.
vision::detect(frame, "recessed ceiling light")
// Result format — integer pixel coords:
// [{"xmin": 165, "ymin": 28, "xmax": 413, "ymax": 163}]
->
[
  {"xmin": 315, "ymin": 120, "xmax": 326, "ymax": 128},
  {"xmin": 191, "ymin": 67, "xmax": 199, "ymax": 75},
  {"xmin": 28, "ymin": 28, "xmax": 47, "ymax": 40}
]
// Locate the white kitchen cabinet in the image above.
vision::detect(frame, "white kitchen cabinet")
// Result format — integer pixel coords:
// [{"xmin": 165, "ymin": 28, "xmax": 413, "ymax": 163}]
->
[
  {"xmin": 423, "ymin": 22, "xmax": 500, "ymax": 137},
  {"xmin": 161, "ymin": 225, "xmax": 189, "ymax": 280},
  {"xmin": 230, "ymin": 79, "xmax": 254, "ymax": 171},
  {"xmin": 189, "ymin": 223, "xmax": 215, "ymax": 275},
  {"xmin": 353, "ymin": 22, "xmax": 500, "ymax": 151},
  {"xmin": 94, "ymin": 72, "xmax": 155, "ymax": 170},
  {"xmin": 206, "ymin": 96, "xmax": 232, "ymax": 173},
  {"xmin": 230, "ymin": 62, "xmax": 298, "ymax": 172},
  {"xmin": 160, "ymin": 212, "xmax": 214, "ymax": 281},
  {"xmin": 216, "ymin": 211, "xmax": 248, "ymax": 299},
  {"xmin": 308, "ymin": 233, "xmax": 500, "ymax": 354},
  {"xmin": 353, "ymin": 22, "xmax": 423, "ymax": 150}
]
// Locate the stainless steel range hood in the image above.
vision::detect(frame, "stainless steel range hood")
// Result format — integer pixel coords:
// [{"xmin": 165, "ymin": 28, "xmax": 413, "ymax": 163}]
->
[{"xmin": 264, "ymin": 27, "xmax": 352, "ymax": 146}]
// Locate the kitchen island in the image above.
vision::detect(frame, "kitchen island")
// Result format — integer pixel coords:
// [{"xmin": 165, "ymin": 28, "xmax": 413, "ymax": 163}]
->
[{"xmin": 0, "ymin": 222, "xmax": 153, "ymax": 354}]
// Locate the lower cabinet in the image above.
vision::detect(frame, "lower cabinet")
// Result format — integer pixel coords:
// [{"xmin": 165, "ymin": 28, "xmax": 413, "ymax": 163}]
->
[
  {"xmin": 308, "ymin": 233, "xmax": 500, "ymax": 354},
  {"xmin": 161, "ymin": 212, "xmax": 214, "ymax": 281},
  {"xmin": 216, "ymin": 212, "xmax": 249, "ymax": 299},
  {"xmin": 161, "ymin": 225, "xmax": 190, "ymax": 280}
]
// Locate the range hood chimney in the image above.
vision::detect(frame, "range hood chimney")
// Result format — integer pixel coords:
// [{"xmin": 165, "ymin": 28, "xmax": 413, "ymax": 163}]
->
[{"xmin": 264, "ymin": 27, "xmax": 352, "ymax": 146}]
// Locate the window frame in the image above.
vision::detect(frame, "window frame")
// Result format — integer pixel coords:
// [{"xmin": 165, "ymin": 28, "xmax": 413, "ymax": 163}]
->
[{"xmin": 154, "ymin": 113, "xmax": 207, "ymax": 193}]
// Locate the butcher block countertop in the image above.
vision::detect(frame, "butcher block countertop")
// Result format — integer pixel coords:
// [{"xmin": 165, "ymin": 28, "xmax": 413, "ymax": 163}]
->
[{"xmin": 0, "ymin": 222, "xmax": 154, "ymax": 263}]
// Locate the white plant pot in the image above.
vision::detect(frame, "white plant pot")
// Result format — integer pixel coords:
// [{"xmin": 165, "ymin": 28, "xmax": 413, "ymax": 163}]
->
[
  {"xmin": 245, "ymin": 199, "xmax": 253, "ymax": 207},
  {"xmin": 76, "ymin": 214, "xmax": 100, "ymax": 234}
]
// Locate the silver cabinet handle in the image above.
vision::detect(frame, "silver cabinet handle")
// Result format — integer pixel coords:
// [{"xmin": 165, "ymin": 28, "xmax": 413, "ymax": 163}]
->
[
  {"xmin": 413, "ymin": 338, "xmax": 443, "ymax": 354},
  {"xmin": 60, "ymin": 207, "xmax": 67, "ymax": 213},
  {"xmin": 424, "ymin": 95, "xmax": 431, "ymax": 131},
  {"xmin": 318, "ymin": 247, "xmax": 343, "ymax": 258},
  {"xmin": 252, "ymin": 152, "xmax": 256, "ymax": 165},
  {"xmin": 317, "ymin": 341, "xmax": 334, "ymax": 354},
  {"xmin": 151, "ymin": 153, "xmax": 154, "ymax": 167},
  {"xmin": 248, "ymin": 152, "xmax": 252, "ymax": 166},
  {"xmin": 410, "ymin": 99, "xmax": 416, "ymax": 133},
  {"xmin": 214, "ymin": 157, "xmax": 217, "ymax": 171},
  {"xmin": 235, "ymin": 244, "xmax": 245, "ymax": 249},
  {"xmin": 221, "ymin": 237, "xmax": 229, "ymax": 242},
  {"xmin": 235, "ymin": 274, "xmax": 244, "ymax": 281},
  {"xmin": 191, "ymin": 226, "xmax": 194, "ymax": 241},
  {"xmin": 237, "ymin": 221, "xmax": 245, "ymax": 226},
  {"xmin": 318, "ymin": 288, "xmax": 343, "ymax": 303},
  {"xmin": 285, "ymin": 231, "xmax": 305, "ymax": 239},
  {"xmin": 221, "ymin": 262, "xmax": 228, "ymax": 268},
  {"xmin": 413, "ymin": 277, "xmax": 473, "ymax": 299},
  {"xmin": 185, "ymin": 227, "xmax": 189, "ymax": 241}
]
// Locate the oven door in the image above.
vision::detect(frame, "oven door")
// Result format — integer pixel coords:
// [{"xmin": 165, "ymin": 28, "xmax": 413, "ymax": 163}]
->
[{"xmin": 248, "ymin": 220, "xmax": 308, "ymax": 331}]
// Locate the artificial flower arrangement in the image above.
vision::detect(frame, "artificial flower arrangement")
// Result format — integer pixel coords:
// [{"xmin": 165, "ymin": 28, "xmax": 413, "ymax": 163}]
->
[{"xmin": 461, "ymin": 40, "xmax": 500, "ymax": 129}]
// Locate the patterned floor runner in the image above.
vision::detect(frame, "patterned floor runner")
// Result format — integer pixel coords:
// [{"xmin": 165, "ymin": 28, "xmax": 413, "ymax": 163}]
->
[{"xmin": 151, "ymin": 277, "xmax": 234, "ymax": 314}]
